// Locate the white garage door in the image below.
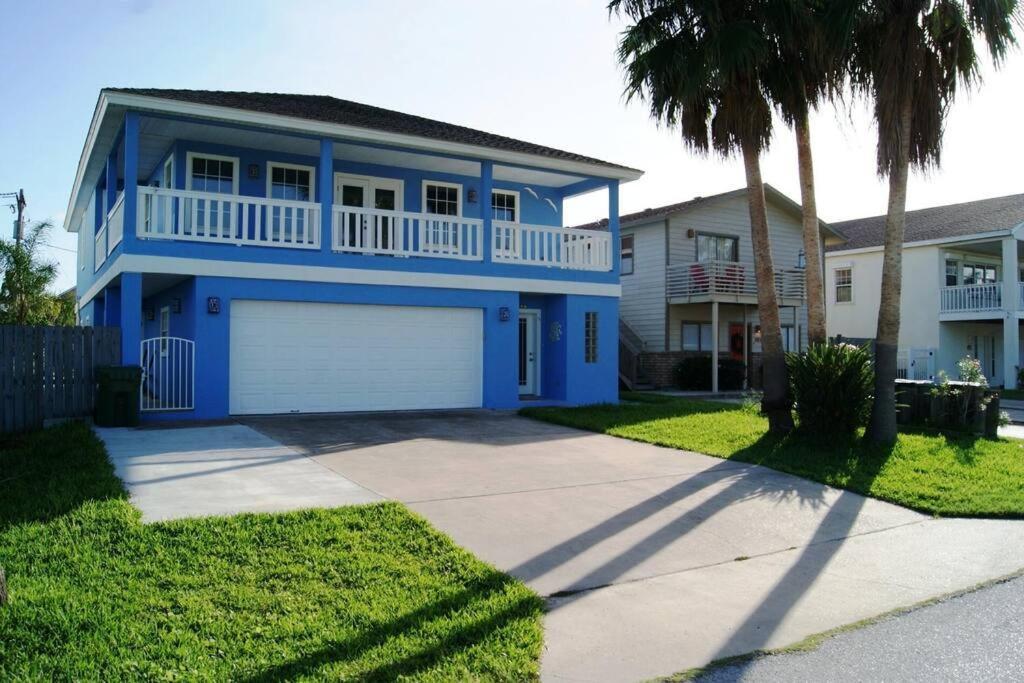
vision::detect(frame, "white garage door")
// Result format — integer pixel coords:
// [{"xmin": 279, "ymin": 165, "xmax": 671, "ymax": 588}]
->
[{"xmin": 230, "ymin": 300, "xmax": 483, "ymax": 415}]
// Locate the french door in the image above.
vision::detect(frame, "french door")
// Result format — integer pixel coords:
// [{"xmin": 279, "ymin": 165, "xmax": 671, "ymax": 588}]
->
[{"xmin": 334, "ymin": 173, "xmax": 404, "ymax": 252}]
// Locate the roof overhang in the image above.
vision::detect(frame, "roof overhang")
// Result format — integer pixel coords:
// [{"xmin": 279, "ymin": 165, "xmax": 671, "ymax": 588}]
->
[
  {"xmin": 826, "ymin": 226, "xmax": 1020, "ymax": 257},
  {"xmin": 64, "ymin": 91, "xmax": 644, "ymax": 232}
]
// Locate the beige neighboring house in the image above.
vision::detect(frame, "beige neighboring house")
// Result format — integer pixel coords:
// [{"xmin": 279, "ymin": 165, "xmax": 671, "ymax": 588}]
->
[
  {"xmin": 826, "ymin": 193, "xmax": 1024, "ymax": 388},
  {"xmin": 587, "ymin": 186, "xmax": 844, "ymax": 390}
]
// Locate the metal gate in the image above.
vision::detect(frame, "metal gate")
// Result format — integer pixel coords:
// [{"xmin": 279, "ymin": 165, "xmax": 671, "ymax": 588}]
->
[{"xmin": 140, "ymin": 337, "xmax": 195, "ymax": 411}]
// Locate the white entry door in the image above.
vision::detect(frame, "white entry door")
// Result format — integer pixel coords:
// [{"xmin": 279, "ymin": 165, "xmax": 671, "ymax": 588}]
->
[
  {"xmin": 334, "ymin": 173, "xmax": 404, "ymax": 252},
  {"xmin": 230, "ymin": 300, "xmax": 482, "ymax": 415},
  {"xmin": 518, "ymin": 310, "xmax": 540, "ymax": 396}
]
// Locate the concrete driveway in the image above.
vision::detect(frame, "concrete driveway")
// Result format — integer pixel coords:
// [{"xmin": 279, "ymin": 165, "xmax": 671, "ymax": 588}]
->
[{"xmin": 245, "ymin": 411, "xmax": 1024, "ymax": 682}]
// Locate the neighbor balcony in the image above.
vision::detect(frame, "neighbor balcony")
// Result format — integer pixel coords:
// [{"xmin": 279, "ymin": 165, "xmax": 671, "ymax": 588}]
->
[
  {"xmin": 666, "ymin": 260, "xmax": 806, "ymax": 305},
  {"xmin": 135, "ymin": 186, "xmax": 612, "ymax": 272},
  {"xmin": 938, "ymin": 281, "xmax": 1024, "ymax": 317}
]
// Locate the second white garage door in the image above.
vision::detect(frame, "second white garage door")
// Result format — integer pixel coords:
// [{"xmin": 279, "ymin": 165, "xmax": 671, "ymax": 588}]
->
[{"xmin": 230, "ymin": 300, "xmax": 483, "ymax": 415}]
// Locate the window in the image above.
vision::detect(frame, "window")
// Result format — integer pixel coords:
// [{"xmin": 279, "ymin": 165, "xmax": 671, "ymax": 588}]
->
[
  {"xmin": 621, "ymin": 234, "xmax": 635, "ymax": 275},
  {"xmin": 945, "ymin": 259, "xmax": 959, "ymax": 287},
  {"xmin": 584, "ymin": 312, "xmax": 599, "ymax": 363},
  {"xmin": 159, "ymin": 307, "xmax": 170, "ymax": 357},
  {"xmin": 681, "ymin": 322, "xmax": 713, "ymax": 351},
  {"xmin": 961, "ymin": 262, "xmax": 997, "ymax": 285},
  {"xmin": 782, "ymin": 325, "xmax": 796, "ymax": 352},
  {"xmin": 491, "ymin": 190, "xmax": 518, "ymax": 222},
  {"xmin": 423, "ymin": 181, "xmax": 461, "ymax": 216},
  {"xmin": 834, "ymin": 267, "xmax": 852, "ymax": 303},
  {"xmin": 268, "ymin": 163, "xmax": 313, "ymax": 201},
  {"xmin": 187, "ymin": 153, "xmax": 237, "ymax": 194},
  {"xmin": 697, "ymin": 234, "xmax": 738, "ymax": 262}
]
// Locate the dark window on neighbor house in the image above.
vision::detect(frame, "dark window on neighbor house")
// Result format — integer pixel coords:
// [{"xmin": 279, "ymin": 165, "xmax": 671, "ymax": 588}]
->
[
  {"xmin": 621, "ymin": 234, "xmax": 634, "ymax": 275},
  {"xmin": 681, "ymin": 322, "xmax": 713, "ymax": 351},
  {"xmin": 696, "ymin": 234, "xmax": 738, "ymax": 262},
  {"xmin": 584, "ymin": 312, "xmax": 598, "ymax": 363},
  {"xmin": 962, "ymin": 263, "xmax": 997, "ymax": 285},
  {"xmin": 945, "ymin": 259, "xmax": 959, "ymax": 286},
  {"xmin": 782, "ymin": 325, "xmax": 796, "ymax": 352},
  {"xmin": 834, "ymin": 267, "xmax": 852, "ymax": 303}
]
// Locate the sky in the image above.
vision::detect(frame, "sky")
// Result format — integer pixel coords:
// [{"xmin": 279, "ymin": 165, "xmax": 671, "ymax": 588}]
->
[{"xmin": 0, "ymin": 0, "xmax": 1021, "ymax": 293}]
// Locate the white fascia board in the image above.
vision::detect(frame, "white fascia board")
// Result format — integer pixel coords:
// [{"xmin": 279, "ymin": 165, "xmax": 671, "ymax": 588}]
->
[
  {"xmin": 77, "ymin": 255, "xmax": 621, "ymax": 309},
  {"xmin": 66, "ymin": 92, "xmax": 643, "ymax": 231},
  {"xmin": 826, "ymin": 228, "xmax": 1016, "ymax": 257}
]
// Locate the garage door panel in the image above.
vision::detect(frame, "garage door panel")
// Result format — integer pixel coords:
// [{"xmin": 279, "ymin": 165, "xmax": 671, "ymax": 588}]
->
[{"xmin": 229, "ymin": 300, "xmax": 483, "ymax": 415}]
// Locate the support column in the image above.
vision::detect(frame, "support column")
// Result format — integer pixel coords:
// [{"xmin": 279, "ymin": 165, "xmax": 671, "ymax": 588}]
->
[
  {"xmin": 105, "ymin": 149, "xmax": 117, "ymax": 216},
  {"xmin": 319, "ymin": 138, "xmax": 333, "ymax": 251},
  {"xmin": 122, "ymin": 112, "xmax": 139, "ymax": 250},
  {"xmin": 120, "ymin": 273, "xmax": 142, "ymax": 366},
  {"xmin": 1002, "ymin": 236, "xmax": 1019, "ymax": 388},
  {"xmin": 742, "ymin": 305, "xmax": 749, "ymax": 390},
  {"xmin": 480, "ymin": 161, "xmax": 494, "ymax": 262},
  {"xmin": 711, "ymin": 300, "xmax": 719, "ymax": 393},
  {"xmin": 608, "ymin": 180, "xmax": 620, "ymax": 273}
]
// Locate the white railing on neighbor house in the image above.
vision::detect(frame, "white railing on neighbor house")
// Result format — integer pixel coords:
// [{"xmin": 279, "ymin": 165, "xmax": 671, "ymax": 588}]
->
[
  {"xmin": 666, "ymin": 261, "xmax": 806, "ymax": 300},
  {"xmin": 140, "ymin": 336, "xmax": 195, "ymax": 412},
  {"xmin": 93, "ymin": 192, "xmax": 126, "ymax": 272},
  {"xmin": 136, "ymin": 186, "xmax": 320, "ymax": 249},
  {"xmin": 491, "ymin": 222, "xmax": 612, "ymax": 271},
  {"xmin": 939, "ymin": 283, "xmax": 1002, "ymax": 313},
  {"xmin": 331, "ymin": 206, "xmax": 483, "ymax": 260}
]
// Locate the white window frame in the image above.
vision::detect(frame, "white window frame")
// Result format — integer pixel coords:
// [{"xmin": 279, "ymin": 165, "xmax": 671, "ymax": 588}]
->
[
  {"xmin": 159, "ymin": 306, "xmax": 170, "ymax": 357},
  {"xmin": 833, "ymin": 265, "xmax": 853, "ymax": 304},
  {"xmin": 491, "ymin": 189, "xmax": 520, "ymax": 223},
  {"xmin": 186, "ymin": 151, "xmax": 240, "ymax": 194},
  {"xmin": 422, "ymin": 180, "xmax": 462, "ymax": 217},
  {"xmin": 162, "ymin": 156, "xmax": 174, "ymax": 189},
  {"xmin": 266, "ymin": 161, "xmax": 316, "ymax": 202},
  {"xmin": 621, "ymin": 233, "xmax": 635, "ymax": 275}
]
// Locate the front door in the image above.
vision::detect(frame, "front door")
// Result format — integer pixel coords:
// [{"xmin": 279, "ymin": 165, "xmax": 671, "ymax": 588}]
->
[
  {"xmin": 518, "ymin": 310, "xmax": 540, "ymax": 396},
  {"xmin": 972, "ymin": 335, "xmax": 997, "ymax": 383}
]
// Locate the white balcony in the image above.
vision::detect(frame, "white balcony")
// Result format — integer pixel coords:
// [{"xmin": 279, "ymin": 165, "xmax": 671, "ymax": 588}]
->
[
  {"xmin": 492, "ymin": 222, "xmax": 612, "ymax": 271},
  {"xmin": 94, "ymin": 192, "xmax": 125, "ymax": 272},
  {"xmin": 331, "ymin": 205, "xmax": 483, "ymax": 260},
  {"xmin": 666, "ymin": 260, "xmax": 806, "ymax": 304},
  {"xmin": 137, "ymin": 186, "xmax": 321, "ymax": 249},
  {"xmin": 939, "ymin": 283, "xmax": 1002, "ymax": 314}
]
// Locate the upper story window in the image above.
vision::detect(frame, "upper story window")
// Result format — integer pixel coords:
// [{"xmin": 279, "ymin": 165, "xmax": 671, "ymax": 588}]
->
[
  {"xmin": 187, "ymin": 153, "xmax": 238, "ymax": 194},
  {"xmin": 962, "ymin": 262, "xmax": 997, "ymax": 285},
  {"xmin": 945, "ymin": 259, "xmax": 959, "ymax": 286},
  {"xmin": 424, "ymin": 181, "xmax": 461, "ymax": 216},
  {"xmin": 268, "ymin": 163, "xmax": 314, "ymax": 201},
  {"xmin": 834, "ymin": 267, "xmax": 853, "ymax": 303},
  {"xmin": 621, "ymin": 234, "xmax": 635, "ymax": 275},
  {"xmin": 492, "ymin": 190, "xmax": 518, "ymax": 222},
  {"xmin": 697, "ymin": 233, "xmax": 738, "ymax": 262}
]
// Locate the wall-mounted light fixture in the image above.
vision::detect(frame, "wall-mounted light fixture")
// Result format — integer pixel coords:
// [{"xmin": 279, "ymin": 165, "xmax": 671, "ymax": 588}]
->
[
  {"xmin": 207, "ymin": 297, "xmax": 221, "ymax": 314},
  {"xmin": 145, "ymin": 308, "xmax": 155, "ymax": 321},
  {"xmin": 467, "ymin": 188, "xmax": 478, "ymax": 203},
  {"xmin": 171, "ymin": 297, "xmax": 182, "ymax": 314},
  {"xmin": 248, "ymin": 164, "xmax": 260, "ymax": 179},
  {"xmin": 686, "ymin": 228, "xmax": 696, "ymax": 238},
  {"xmin": 797, "ymin": 249, "xmax": 807, "ymax": 269},
  {"xmin": 498, "ymin": 306, "xmax": 511, "ymax": 322}
]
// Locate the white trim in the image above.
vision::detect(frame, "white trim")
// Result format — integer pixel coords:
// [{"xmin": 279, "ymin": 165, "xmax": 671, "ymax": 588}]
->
[
  {"xmin": 266, "ymin": 161, "xmax": 316, "ymax": 202},
  {"xmin": 162, "ymin": 155, "xmax": 174, "ymax": 189},
  {"xmin": 65, "ymin": 91, "xmax": 642, "ymax": 231},
  {"xmin": 422, "ymin": 180, "xmax": 462, "ymax": 217},
  {"xmin": 491, "ymin": 189, "xmax": 520, "ymax": 223},
  {"xmin": 518, "ymin": 308, "xmax": 542, "ymax": 396},
  {"xmin": 186, "ymin": 151, "xmax": 240, "ymax": 194},
  {"xmin": 77, "ymin": 254, "xmax": 621, "ymax": 309}
]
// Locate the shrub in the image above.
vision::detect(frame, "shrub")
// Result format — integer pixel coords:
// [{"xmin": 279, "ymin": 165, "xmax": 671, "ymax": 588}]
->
[
  {"xmin": 673, "ymin": 355, "xmax": 745, "ymax": 391},
  {"xmin": 787, "ymin": 342, "xmax": 874, "ymax": 436}
]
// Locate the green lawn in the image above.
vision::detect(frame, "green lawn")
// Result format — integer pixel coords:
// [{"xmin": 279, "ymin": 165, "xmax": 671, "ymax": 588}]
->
[
  {"xmin": 522, "ymin": 394, "xmax": 1024, "ymax": 518},
  {"xmin": 0, "ymin": 423, "xmax": 543, "ymax": 681}
]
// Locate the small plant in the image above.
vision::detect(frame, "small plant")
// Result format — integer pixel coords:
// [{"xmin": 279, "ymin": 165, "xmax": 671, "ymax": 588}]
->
[
  {"xmin": 786, "ymin": 342, "xmax": 874, "ymax": 436},
  {"xmin": 932, "ymin": 357, "xmax": 990, "ymax": 429}
]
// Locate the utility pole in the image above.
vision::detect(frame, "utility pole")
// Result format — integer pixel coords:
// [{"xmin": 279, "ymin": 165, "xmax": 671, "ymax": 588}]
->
[{"xmin": 14, "ymin": 189, "xmax": 26, "ymax": 247}]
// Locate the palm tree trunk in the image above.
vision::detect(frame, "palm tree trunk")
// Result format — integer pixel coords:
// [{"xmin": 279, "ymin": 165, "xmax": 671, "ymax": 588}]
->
[
  {"xmin": 795, "ymin": 114, "xmax": 826, "ymax": 345},
  {"xmin": 865, "ymin": 92, "xmax": 914, "ymax": 444},
  {"xmin": 742, "ymin": 142, "xmax": 793, "ymax": 434}
]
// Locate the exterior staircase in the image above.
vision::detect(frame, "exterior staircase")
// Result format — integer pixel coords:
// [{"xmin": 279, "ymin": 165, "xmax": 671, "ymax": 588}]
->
[{"xmin": 619, "ymin": 319, "xmax": 655, "ymax": 391}]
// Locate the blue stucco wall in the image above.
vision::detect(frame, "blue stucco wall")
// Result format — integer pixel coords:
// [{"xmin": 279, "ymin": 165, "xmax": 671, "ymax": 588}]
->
[{"xmin": 138, "ymin": 276, "xmax": 616, "ymax": 421}]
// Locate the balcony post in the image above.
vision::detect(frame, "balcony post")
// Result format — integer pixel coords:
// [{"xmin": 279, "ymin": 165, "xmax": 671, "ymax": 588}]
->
[
  {"xmin": 119, "ymin": 272, "xmax": 142, "ymax": 367},
  {"xmin": 319, "ymin": 138, "xmax": 333, "ymax": 251},
  {"xmin": 608, "ymin": 180, "xmax": 620, "ymax": 274},
  {"xmin": 105, "ymin": 147, "xmax": 117, "ymax": 217},
  {"xmin": 480, "ymin": 161, "xmax": 493, "ymax": 262},
  {"xmin": 1002, "ymin": 236, "xmax": 1019, "ymax": 388},
  {"xmin": 711, "ymin": 300, "xmax": 719, "ymax": 393},
  {"xmin": 121, "ymin": 111, "xmax": 139, "ymax": 251}
]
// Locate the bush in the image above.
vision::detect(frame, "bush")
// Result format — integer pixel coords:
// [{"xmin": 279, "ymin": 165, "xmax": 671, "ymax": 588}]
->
[
  {"xmin": 787, "ymin": 342, "xmax": 874, "ymax": 436},
  {"xmin": 673, "ymin": 355, "xmax": 745, "ymax": 391}
]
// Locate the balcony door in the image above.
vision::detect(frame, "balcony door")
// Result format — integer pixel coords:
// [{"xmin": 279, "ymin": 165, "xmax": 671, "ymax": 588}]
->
[{"xmin": 334, "ymin": 173, "xmax": 404, "ymax": 252}]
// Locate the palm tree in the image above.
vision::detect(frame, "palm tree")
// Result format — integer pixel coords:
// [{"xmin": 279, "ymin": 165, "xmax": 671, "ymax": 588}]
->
[
  {"xmin": 0, "ymin": 221, "xmax": 60, "ymax": 325},
  {"xmin": 848, "ymin": 0, "xmax": 1019, "ymax": 443},
  {"xmin": 610, "ymin": 0, "xmax": 794, "ymax": 433}
]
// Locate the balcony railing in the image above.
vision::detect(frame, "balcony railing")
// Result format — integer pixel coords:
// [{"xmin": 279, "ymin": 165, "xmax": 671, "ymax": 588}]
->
[
  {"xmin": 939, "ymin": 283, "xmax": 1002, "ymax": 313},
  {"xmin": 666, "ymin": 260, "xmax": 805, "ymax": 301},
  {"xmin": 94, "ymin": 192, "xmax": 125, "ymax": 272},
  {"xmin": 331, "ymin": 206, "xmax": 483, "ymax": 260},
  {"xmin": 137, "ymin": 186, "xmax": 321, "ymax": 249},
  {"xmin": 492, "ymin": 222, "xmax": 612, "ymax": 271}
]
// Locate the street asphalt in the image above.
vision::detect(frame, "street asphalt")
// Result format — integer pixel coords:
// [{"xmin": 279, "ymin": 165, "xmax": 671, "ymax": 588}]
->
[{"xmin": 695, "ymin": 575, "xmax": 1024, "ymax": 682}]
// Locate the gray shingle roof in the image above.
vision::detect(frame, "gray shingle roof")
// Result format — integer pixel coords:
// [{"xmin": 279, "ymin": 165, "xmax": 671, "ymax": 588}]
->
[
  {"xmin": 105, "ymin": 88, "xmax": 640, "ymax": 174},
  {"xmin": 829, "ymin": 193, "xmax": 1024, "ymax": 251}
]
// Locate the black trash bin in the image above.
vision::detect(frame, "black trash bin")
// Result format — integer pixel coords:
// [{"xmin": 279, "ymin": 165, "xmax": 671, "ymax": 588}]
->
[{"xmin": 95, "ymin": 366, "xmax": 142, "ymax": 427}]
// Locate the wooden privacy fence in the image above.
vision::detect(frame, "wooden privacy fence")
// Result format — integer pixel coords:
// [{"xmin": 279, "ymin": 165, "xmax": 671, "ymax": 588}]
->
[{"xmin": 0, "ymin": 325, "xmax": 121, "ymax": 434}]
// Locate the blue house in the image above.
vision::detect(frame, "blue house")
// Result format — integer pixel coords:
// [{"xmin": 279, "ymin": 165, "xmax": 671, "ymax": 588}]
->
[{"xmin": 66, "ymin": 89, "xmax": 641, "ymax": 420}]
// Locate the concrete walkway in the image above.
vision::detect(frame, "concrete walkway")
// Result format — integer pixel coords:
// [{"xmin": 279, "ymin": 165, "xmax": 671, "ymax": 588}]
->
[
  {"xmin": 97, "ymin": 424, "xmax": 381, "ymax": 522},
  {"xmin": 245, "ymin": 411, "xmax": 1024, "ymax": 682}
]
